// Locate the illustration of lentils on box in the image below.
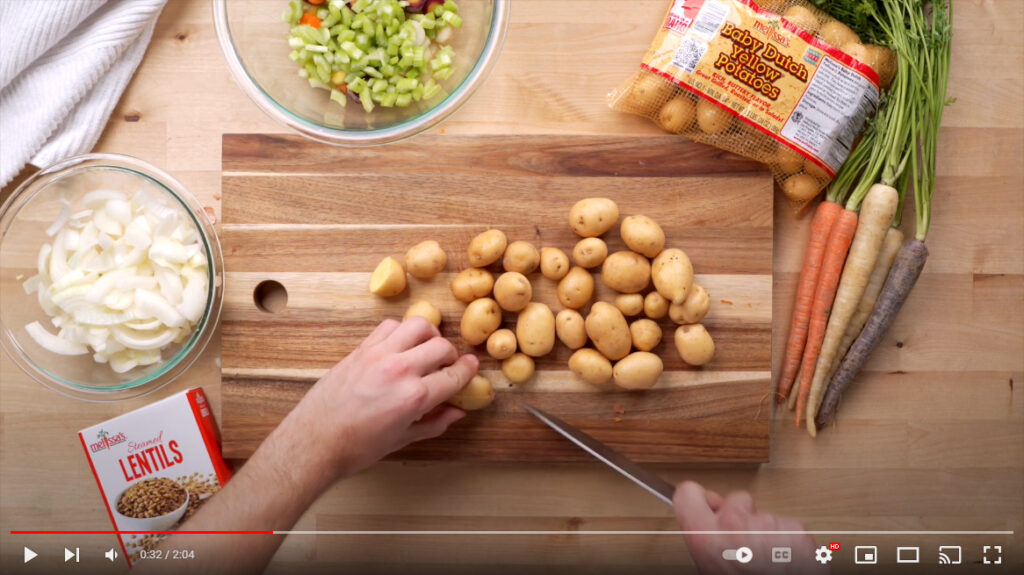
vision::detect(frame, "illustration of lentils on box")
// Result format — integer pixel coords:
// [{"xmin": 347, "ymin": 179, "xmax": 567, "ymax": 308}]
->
[{"xmin": 78, "ymin": 388, "xmax": 232, "ymax": 564}]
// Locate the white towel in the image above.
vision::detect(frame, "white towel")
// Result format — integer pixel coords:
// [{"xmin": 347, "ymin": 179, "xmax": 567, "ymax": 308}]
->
[{"xmin": 0, "ymin": 0, "xmax": 168, "ymax": 188}]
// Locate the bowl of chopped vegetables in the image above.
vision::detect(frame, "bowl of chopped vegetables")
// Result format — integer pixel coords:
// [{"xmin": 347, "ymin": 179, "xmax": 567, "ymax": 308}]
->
[
  {"xmin": 213, "ymin": 0, "xmax": 509, "ymax": 145},
  {"xmin": 0, "ymin": 154, "xmax": 223, "ymax": 402}
]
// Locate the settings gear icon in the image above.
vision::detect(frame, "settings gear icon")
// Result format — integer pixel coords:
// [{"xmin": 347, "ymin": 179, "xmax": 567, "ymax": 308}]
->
[{"xmin": 815, "ymin": 546, "xmax": 833, "ymax": 564}]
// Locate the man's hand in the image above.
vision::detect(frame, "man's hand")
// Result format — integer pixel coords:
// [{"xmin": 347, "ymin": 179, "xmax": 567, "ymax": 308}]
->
[
  {"xmin": 674, "ymin": 481, "xmax": 828, "ymax": 574},
  {"xmin": 284, "ymin": 317, "xmax": 478, "ymax": 482}
]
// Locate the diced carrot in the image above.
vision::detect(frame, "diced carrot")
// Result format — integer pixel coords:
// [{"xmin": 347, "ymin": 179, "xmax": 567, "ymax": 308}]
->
[{"xmin": 300, "ymin": 12, "xmax": 322, "ymax": 28}]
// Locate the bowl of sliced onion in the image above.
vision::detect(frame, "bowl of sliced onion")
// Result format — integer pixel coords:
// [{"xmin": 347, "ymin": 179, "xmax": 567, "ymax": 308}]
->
[{"xmin": 0, "ymin": 154, "xmax": 223, "ymax": 401}]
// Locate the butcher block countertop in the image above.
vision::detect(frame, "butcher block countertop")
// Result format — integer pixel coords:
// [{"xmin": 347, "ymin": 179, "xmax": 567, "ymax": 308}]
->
[{"xmin": 2, "ymin": 1, "xmax": 1021, "ymax": 572}]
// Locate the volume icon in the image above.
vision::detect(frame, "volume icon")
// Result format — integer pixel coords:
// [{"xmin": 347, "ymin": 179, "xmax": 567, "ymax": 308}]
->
[{"xmin": 105, "ymin": 548, "xmax": 120, "ymax": 562}]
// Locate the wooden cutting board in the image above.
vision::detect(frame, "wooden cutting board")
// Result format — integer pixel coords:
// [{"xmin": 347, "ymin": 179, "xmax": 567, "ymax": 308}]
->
[{"xmin": 219, "ymin": 134, "xmax": 773, "ymax": 462}]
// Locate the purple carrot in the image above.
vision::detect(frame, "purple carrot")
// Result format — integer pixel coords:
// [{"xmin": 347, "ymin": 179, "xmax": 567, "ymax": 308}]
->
[{"xmin": 815, "ymin": 239, "xmax": 929, "ymax": 428}]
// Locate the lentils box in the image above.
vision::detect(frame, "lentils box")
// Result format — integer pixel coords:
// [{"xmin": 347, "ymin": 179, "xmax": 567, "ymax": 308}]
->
[{"xmin": 78, "ymin": 388, "xmax": 232, "ymax": 564}]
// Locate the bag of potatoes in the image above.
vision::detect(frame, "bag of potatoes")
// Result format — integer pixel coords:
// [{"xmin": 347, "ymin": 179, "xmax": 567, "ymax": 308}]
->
[{"xmin": 610, "ymin": 0, "xmax": 894, "ymax": 204}]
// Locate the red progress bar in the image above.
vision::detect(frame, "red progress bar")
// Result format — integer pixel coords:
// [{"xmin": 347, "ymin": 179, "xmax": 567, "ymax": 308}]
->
[{"xmin": 12, "ymin": 531, "xmax": 273, "ymax": 535}]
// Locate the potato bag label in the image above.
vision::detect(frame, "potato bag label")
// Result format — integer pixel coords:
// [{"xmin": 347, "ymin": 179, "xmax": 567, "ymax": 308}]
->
[{"xmin": 642, "ymin": 0, "xmax": 879, "ymax": 173}]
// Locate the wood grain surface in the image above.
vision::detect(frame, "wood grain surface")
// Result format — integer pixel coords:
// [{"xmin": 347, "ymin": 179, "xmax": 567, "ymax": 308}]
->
[
  {"xmin": 1, "ymin": 1, "xmax": 1021, "ymax": 573},
  {"xmin": 219, "ymin": 134, "xmax": 773, "ymax": 462}
]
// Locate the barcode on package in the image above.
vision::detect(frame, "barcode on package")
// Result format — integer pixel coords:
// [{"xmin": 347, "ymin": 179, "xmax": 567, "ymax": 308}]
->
[
  {"xmin": 672, "ymin": 36, "xmax": 708, "ymax": 73},
  {"xmin": 690, "ymin": 0, "xmax": 729, "ymax": 41}
]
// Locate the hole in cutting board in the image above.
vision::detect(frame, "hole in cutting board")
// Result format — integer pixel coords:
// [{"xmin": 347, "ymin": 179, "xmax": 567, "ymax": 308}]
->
[{"xmin": 254, "ymin": 280, "xmax": 288, "ymax": 313}]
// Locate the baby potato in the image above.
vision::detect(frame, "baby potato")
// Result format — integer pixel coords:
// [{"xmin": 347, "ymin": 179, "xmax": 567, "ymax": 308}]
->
[
  {"xmin": 540, "ymin": 247, "xmax": 571, "ymax": 280},
  {"xmin": 447, "ymin": 374, "xmax": 495, "ymax": 411},
  {"xmin": 557, "ymin": 267, "xmax": 595, "ymax": 309},
  {"xmin": 869, "ymin": 45, "xmax": 897, "ymax": 89},
  {"xmin": 668, "ymin": 284, "xmax": 710, "ymax": 324},
  {"xmin": 568, "ymin": 348, "xmax": 613, "ymax": 387},
  {"xmin": 696, "ymin": 99, "xmax": 732, "ymax": 135},
  {"xmin": 516, "ymin": 302, "xmax": 556, "ymax": 357},
  {"xmin": 674, "ymin": 323, "xmax": 715, "ymax": 366},
  {"xmin": 614, "ymin": 293, "xmax": 645, "ymax": 317},
  {"xmin": 572, "ymin": 237, "xmax": 608, "ymax": 269},
  {"xmin": 467, "ymin": 229, "xmax": 508, "ymax": 268},
  {"xmin": 569, "ymin": 197, "xmax": 619, "ymax": 238},
  {"xmin": 493, "ymin": 271, "xmax": 533, "ymax": 312},
  {"xmin": 450, "ymin": 268, "xmax": 494, "ymax": 303},
  {"xmin": 773, "ymin": 144, "xmax": 805, "ymax": 175},
  {"xmin": 601, "ymin": 251, "xmax": 652, "ymax": 294},
  {"xmin": 555, "ymin": 309, "xmax": 588, "ymax": 350},
  {"xmin": 502, "ymin": 352, "xmax": 536, "ymax": 384},
  {"xmin": 804, "ymin": 158, "xmax": 831, "ymax": 181},
  {"xmin": 651, "ymin": 248, "xmax": 694, "ymax": 304},
  {"xmin": 404, "ymin": 300, "xmax": 442, "ymax": 328},
  {"xmin": 486, "ymin": 328, "xmax": 518, "ymax": 360},
  {"xmin": 626, "ymin": 71, "xmax": 675, "ymax": 111},
  {"xmin": 782, "ymin": 174, "xmax": 821, "ymax": 202},
  {"xmin": 460, "ymin": 298, "xmax": 502, "ymax": 346},
  {"xmin": 657, "ymin": 96, "xmax": 697, "ymax": 134},
  {"xmin": 612, "ymin": 351, "xmax": 664, "ymax": 391},
  {"xmin": 783, "ymin": 5, "xmax": 820, "ymax": 34},
  {"xmin": 405, "ymin": 240, "xmax": 447, "ymax": 280},
  {"xmin": 503, "ymin": 240, "xmax": 540, "ymax": 274},
  {"xmin": 629, "ymin": 319, "xmax": 663, "ymax": 352},
  {"xmin": 619, "ymin": 215, "xmax": 665, "ymax": 258},
  {"xmin": 585, "ymin": 302, "xmax": 632, "ymax": 361},
  {"xmin": 819, "ymin": 20, "xmax": 859, "ymax": 49},
  {"xmin": 644, "ymin": 291, "xmax": 670, "ymax": 319},
  {"xmin": 369, "ymin": 256, "xmax": 407, "ymax": 297}
]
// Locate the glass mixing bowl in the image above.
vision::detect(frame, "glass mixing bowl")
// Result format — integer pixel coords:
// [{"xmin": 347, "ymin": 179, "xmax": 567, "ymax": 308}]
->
[
  {"xmin": 0, "ymin": 155, "xmax": 224, "ymax": 402},
  {"xmin": 213, "ymin": 0, "xmax": 509, "ymax": 145}
]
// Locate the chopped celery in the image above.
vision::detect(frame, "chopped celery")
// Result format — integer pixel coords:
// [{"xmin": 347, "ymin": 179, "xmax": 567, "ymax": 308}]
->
[{"xmin": 285, "ymin": 0, "xmax": 461, "ymax": 111}]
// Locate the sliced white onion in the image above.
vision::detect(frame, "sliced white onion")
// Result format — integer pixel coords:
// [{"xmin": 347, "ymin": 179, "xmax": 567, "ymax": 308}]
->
[
  {"xmin": 23, "ymin": 185, "xmax": 209, "ymax": 372},
  {"xmin": 26, "ymin": 321, "xmax": 88, "ymax": 355}
]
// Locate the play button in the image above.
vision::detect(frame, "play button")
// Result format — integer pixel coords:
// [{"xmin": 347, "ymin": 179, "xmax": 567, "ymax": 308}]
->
[
  {"xmin": 722, "ymin": 546, "xmax": 754, "ymax": 564},
  {"xmin": 24, "ymin": 547, "xmax": 38, "ymax": 563}
]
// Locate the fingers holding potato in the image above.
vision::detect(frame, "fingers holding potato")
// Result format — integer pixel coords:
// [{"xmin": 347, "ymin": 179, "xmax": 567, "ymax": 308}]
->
[
  {"xmin": 404, "ymin": 300, "xmax": 442, "ymax": 328},
  {"xmin": 447, "ymin": 374, "xmax": 495, "ymax": 411}
]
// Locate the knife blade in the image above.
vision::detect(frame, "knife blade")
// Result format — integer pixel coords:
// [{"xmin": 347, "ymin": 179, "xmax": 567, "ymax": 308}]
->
[{"xmin": 521, "ymin": 403, "xmax": 677, "ymax": 506}]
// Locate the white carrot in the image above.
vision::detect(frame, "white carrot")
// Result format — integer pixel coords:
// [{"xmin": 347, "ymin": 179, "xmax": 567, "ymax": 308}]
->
[
  {"xmin": 829, "ymin": 226, "xmax": 904, "ymax": 382},
  {"xmin": 805, "ymin": 183, "xmax": 899, "ymax": 436}
]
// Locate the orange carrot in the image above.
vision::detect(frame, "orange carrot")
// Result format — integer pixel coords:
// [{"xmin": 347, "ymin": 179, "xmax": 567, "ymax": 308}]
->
[
  {"xmin": 300, "ymin": 12, "xmax": 322, "ymax": 28},
  {"xmin": 776, "ymin": 200, "xmax": 841, "ymax": 403},
  {"xmin": 307, "ymin": 0, "xmax": 325, "ymax": 4},
  {"xmin": 794, "ymin": 208, "xmax": 858, "ymax": 426}
]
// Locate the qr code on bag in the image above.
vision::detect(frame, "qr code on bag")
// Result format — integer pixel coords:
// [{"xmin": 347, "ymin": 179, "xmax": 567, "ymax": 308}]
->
[{"xmin": 672, "ymin": 36, "xmax": 707, "ymax": 73}]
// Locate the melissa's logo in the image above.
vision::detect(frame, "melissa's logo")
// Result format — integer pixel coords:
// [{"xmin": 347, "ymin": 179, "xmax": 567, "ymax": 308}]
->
[
  {"xmin": 89, "ymin": 429, "xmax": 127, "ymax": 453},
  {"xmin": 753, "ymin": 20, "xmax": 791, "ymax": 48}
]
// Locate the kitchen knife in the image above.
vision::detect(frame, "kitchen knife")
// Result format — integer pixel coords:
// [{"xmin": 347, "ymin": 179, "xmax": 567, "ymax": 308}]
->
[{"xmin": 521, "ymin": 403, "xmax": 677, "ymax": 506}]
